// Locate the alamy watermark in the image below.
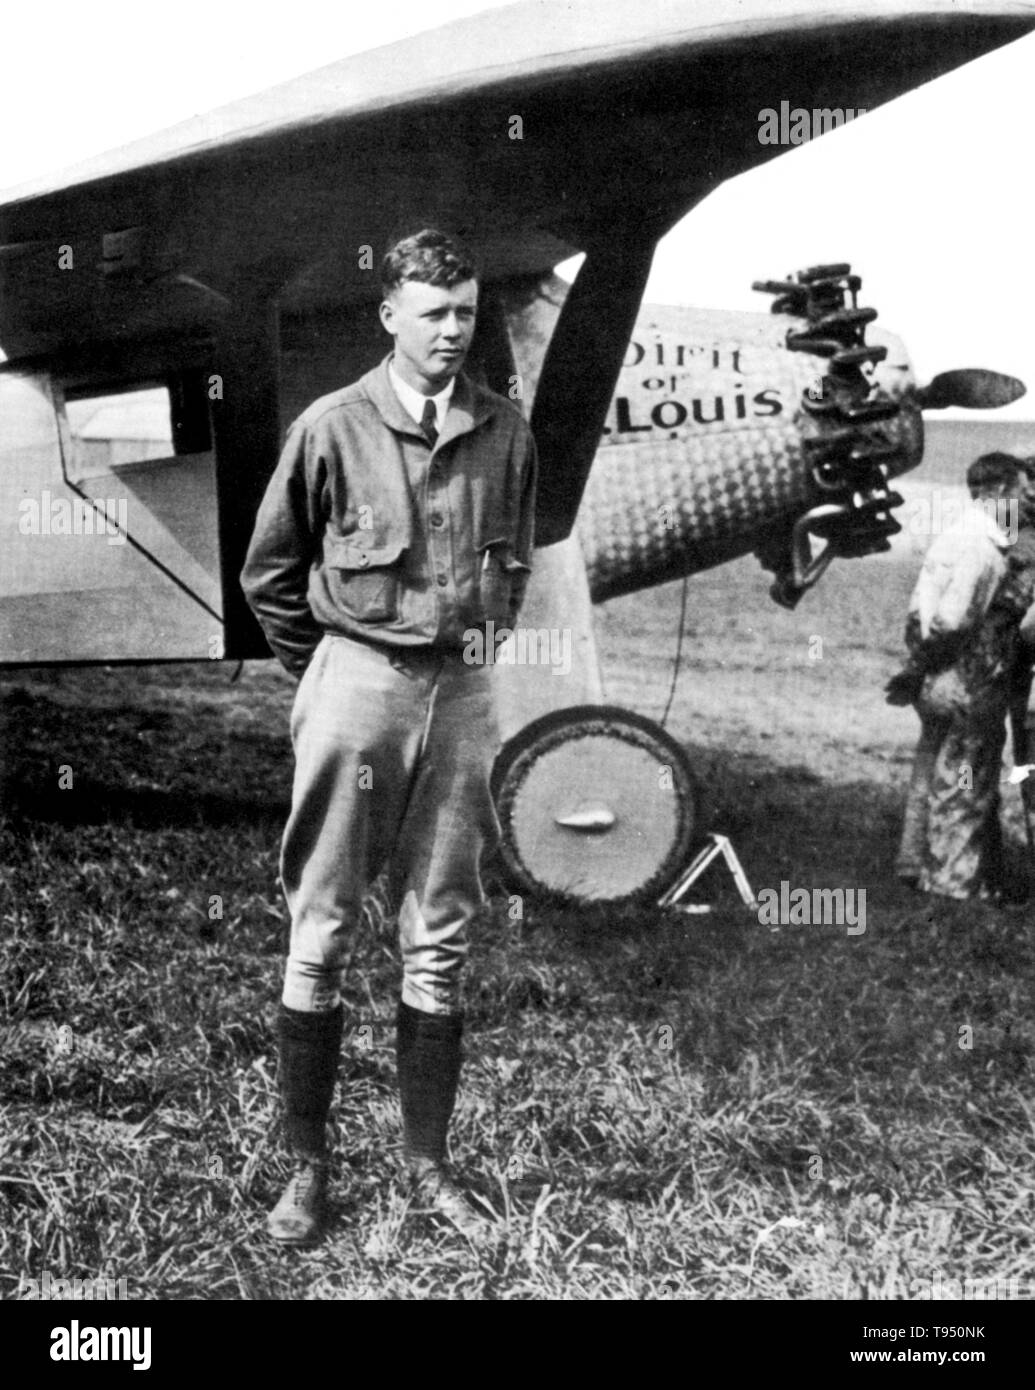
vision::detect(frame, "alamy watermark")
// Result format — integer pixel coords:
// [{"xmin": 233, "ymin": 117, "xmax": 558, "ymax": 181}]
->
[
  {"xmin": 903, "ymin": 494, "xmax": 1019, "ymax": 545},
  {"xmin": 869, "ymin": 1272, "xmax": 1026, "ymax": 1301},
  {"xmin": 462, "ymin": 622, "xmax": 572, "ymax": 676},
  {"xmin": 757, "ymin": 102, "xmax": 866, "ymax": 145},
  {"xmin": 18, "ymin": 1270, "xmax": 129, "ymax": 1300},
  {"xmin": 49, "ymin": 1323, "xmax": 151, "ymax": 1371},
  {"xmin": 18, "ymin": 490, "xmax": 127, "ymax": 546},
  {"xmin": 756, "ymin": 881, "xmax": 866, "ymax": 935}
]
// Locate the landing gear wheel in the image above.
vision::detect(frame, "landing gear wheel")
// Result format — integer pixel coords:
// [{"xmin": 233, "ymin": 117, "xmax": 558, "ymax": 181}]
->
[{"xmin": 491, "ymin": 705, "xmax": 699, "ymax": 908}]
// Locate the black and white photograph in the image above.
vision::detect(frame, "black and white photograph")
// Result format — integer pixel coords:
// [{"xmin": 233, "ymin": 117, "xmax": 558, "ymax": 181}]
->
[{"xmin": 2, "ymin": 0, "xmax": 1034, "ymax": 1337}]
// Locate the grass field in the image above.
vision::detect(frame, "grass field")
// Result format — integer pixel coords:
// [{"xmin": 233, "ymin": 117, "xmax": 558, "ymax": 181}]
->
[{"xmin": 2, "ymin": 543, "xmax": 1035, "ymax": 1301}]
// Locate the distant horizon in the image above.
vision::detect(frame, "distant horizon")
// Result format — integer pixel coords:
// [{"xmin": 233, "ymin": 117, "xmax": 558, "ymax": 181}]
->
[{"xmin": 913, "ymin": 416, "xmax": 1035, "ymax": 487}]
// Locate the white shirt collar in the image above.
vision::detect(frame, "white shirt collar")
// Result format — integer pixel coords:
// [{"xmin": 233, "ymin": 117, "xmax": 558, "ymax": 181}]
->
[{"xmin": 389, "ymin": 359, "xmax": 455, "ymax": 433}]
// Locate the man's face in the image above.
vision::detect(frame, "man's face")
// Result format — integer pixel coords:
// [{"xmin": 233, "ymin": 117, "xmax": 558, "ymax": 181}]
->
[
  {"xmin": 995, "ymin": 478, "xmax": 1023, "ymax": 505},
  {"xmin": 970, "ymin": 476, "xmax": 1025, "ymax": 541},
  {"xmin": 379, "ymin": 277, "xmax": 478, "ymax": 393},
  {"xmin": 972, "ymin": 478, "xmax": 1022, "ymax": 504}
]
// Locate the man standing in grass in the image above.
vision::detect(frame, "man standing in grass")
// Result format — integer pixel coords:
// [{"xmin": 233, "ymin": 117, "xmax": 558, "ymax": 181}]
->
[
  {"xmin": 241, "ymin": 229, "xmax": 537, "ymax": 1245},
  {"xmin": 888, "ymin": 452, "xmax": 1035, "ymax": 899}
]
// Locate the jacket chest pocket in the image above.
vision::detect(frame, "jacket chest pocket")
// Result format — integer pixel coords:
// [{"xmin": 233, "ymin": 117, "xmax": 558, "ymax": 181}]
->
[{"xmin": 325, "ymin": 536, "xmax": 405, "ymax": 623}]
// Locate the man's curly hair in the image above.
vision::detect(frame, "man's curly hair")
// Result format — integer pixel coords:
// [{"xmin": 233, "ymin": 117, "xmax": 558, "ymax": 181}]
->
[
  {"xmin": 380, "ymin": 229, "xmax": 478, "ymax": 299},
  {"xmin": 967, "ymin": 451, "xmax": 1025, "ymax": 495}
]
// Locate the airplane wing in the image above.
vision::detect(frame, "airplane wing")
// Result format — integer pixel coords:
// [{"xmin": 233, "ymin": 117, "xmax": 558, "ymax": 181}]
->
[
  {"xmin": 3, "ymin": 1, "xmax": 1032, "ymax": 326},
  {"xmin": 1, "ymin": 0, "xmax": 1032, "ymax": 646}
]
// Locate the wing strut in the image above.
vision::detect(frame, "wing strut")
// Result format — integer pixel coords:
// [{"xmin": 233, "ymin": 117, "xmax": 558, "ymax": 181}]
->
[
  {"xmin": 212, "ymin": 292, "xmax": 284, "ymax": 658},
  {"xmin": 531, "ymin": 231, "xmax": 657, "ymax": 547}
]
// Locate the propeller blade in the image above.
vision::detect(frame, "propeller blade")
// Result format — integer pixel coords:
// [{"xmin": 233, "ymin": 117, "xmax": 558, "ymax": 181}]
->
[{"xmin": 916, "ymin": 369, "xmax": 1026, "ymax": 411}]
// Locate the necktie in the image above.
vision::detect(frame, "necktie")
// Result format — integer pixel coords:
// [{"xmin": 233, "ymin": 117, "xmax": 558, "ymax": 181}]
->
[{"xmin": 420, "ymin": 398, "xmax": 438, "ymax": 448}]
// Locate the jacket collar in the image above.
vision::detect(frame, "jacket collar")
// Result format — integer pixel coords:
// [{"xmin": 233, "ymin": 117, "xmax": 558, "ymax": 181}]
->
[{"xmin": 362, "ymin": 354, "xmax": 495, "ymax": 446}]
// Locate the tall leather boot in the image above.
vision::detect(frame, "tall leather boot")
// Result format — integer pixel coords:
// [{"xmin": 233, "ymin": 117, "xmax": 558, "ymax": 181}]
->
[
  {"xmin": 267, "ymin": 1003, "xmax": 343, "ymax": 1246},
  {"xmin": 396, "ymin": 1000, "xmax": 493, "ymax": 1239}
]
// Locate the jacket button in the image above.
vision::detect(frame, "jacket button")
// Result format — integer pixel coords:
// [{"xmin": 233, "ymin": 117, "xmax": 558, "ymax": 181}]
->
[
  {"xmin": 430, "ymin": 512, "xmax": 444, "ymax": 527},
  {"xmin": 436, "ymin": 573, "xmax": 448, "ymax": 587},
  {"xmin": 356, "ymin": 554, "xmax": 369, "ymax": 567}
]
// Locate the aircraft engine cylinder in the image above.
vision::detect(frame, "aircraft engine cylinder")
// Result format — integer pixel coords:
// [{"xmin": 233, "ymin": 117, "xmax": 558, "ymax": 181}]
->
[{"xmin": 574, "ymin": 305, "xmax": 921, "ymax": 604}]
